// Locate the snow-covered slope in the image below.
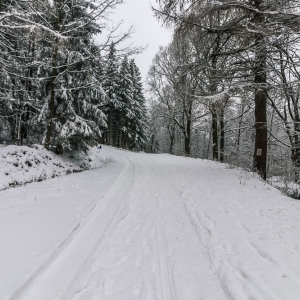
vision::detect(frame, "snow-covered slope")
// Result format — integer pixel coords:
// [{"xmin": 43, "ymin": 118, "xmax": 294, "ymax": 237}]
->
[
  {"xmin": 1, "ymin": 147, "xmax": 300, "ymax": 300},
  {"xmin": 0, "ymin": 145, "xmax": 109, "ymax": 191},
  {"xmin": 0, "ymin": 145, "xmax": 81, "ymax": 191}
]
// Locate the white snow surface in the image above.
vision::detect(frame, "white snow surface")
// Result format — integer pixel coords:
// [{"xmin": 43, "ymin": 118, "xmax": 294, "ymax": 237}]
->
[
  {"xmin": 1, "ymin": 146, "xmax": 300, "ymax": 300},
  {"xmin": 0, "ymin": 144, "xmax": 109, "ymax": 191}
]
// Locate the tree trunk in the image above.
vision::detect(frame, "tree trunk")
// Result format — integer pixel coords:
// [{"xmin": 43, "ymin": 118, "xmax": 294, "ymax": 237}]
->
[
  {"xmin": 236, "ymin": 106, "xmax": 244, "ymax": 153},
  {"xmin": 169, "ymin": 135, "xmax": 174, "ymax": 154},
  {"xmin": 292, "ymin": 119, "xmax": 300, "ymax": 182},
  {"xmin": 184, "ymin": 135, "xmax": 190, "ymax": 156},
  {"xmin": 55, "ymin": 143, "xmax": 63, "ymax": 154},
  {"xmin": 45, "ymin": 39, "xmax": 58, "ymax": 150},
  {"xmin": 45, "ymin": 3, "xmax": 61, "ymax": 151},
  {"xmin": 150, "ymin": 134, "xmax": 155, "ymax": 153},
  {"xmin": 108, "ymin": 106, "xmax": 112, "ymax": 145},
  {"xmin": 118, "ymin": 111, "xmax": 123, "ymax": 148},
  {"xmin": 253, "ymin": 34, "xmax": 267, "ymax": 180},
  {"xmin": 44, "ymin": 71, "xmax": 56, "ymax": 150},
  {"xmin": 119, "ymin": 128, "xmax": 122, "ymax": 148},
  {"xmin": 267, "ymin": 109, "xmax": 275, "ymax": 176},
  {"xmin": 184, "ymin": 106, "xmax": 192, "ymax": 156},
  {"xmin": 167, "ymin": 122, "xmax": 175, "ymax": 154},
  {"xmin": 219, "ymin": 108, "xmax": 225, "ymax": 162},
  {"xmin": 212, "ymin": 103, "xmax": 218, "ymax": 160},
  {"xmin": 20, "ymin": 39, "xmax": 34, "ymax": 146},
  {"xmin": 252, "ymin": 1, "xmax": 268, "ymax": 180},
  {"xmin": 169, "ymin": 129, "xmax": 175, "ymax": 154}
]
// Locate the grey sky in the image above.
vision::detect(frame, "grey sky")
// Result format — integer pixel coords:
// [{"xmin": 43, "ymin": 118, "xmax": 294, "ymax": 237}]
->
[{"xmin": 98, "ymin": 0, "xmax": 172, "ymax": 82}]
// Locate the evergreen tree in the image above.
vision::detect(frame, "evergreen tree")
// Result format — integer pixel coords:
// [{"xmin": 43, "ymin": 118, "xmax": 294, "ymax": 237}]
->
[
  {"xmin": 118, "ymin": 56, "xmax": 134, "ymax": 147},
  {"xmin": 30, "ymin": 0, "xmax": 107, "ymax": 153},
  {"xmin": 0, "ymin": 0, "xmax": 144, "ymax": 154},
  {"xmin": 102, "ymin": 43, "xmax": 121, "ymax": 146},
  {"xmin": 0, "ymin": 0, "xmax": 30, "ymax": 143},
  {"xmin": 129, "ymin": 59, "xmax": 147, "ymax": 149}
]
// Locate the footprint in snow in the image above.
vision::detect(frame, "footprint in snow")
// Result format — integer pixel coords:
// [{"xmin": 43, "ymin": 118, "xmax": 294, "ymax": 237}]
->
[
  {"xmin": 125, "ymin": 236, "xmax": 132, "ymax": 245},
  {"xmin": 152, "ymin": 262, "xmax": 159, "ymax": 274},
  {"xmin": 145, "ymin": 246, "xmax": 152, "ymax": 254},
  {"xmin": 133, "ymin": 283, "xmax": 143, "ymax": 296},
  {"xmin": 104, "ymin": 278, "xmax": 115, "ymax": 296},
  {"xmin": 134, "ymin": 224, "xmax": 141, "ymax": 232},
  {"xmin": 146, "ymin": 287, "xmax": 157, "ymax": 300},
  {"xmin": 135, "ymin": 254, "xmax": 143, "ymax": 268},
  {"xmin": 149, "ymin": 228, "xmax": 155, "ymax": 238},
  {"xmin": 116, "ymin": 256, "xmax": 129, "ymax": 266},
  {"xmin": 91, "ymin": 260, "xmax": 100, "ymax": 272},
  {"xmin": 143, "ymin": 242, "xmax": 151, "ymax": 254}
]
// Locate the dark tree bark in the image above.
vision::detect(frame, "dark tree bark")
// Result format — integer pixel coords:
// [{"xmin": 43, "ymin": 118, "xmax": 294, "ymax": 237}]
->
[
  {"xmin": 150, "ymin": 134, "xmax": 155, "ymax": 153},
  {"xmin": 108, "ymin": 106, "xmax": 113, "ymax": 145},
  {"xmin": 253, "ymin": 3, "xmax": 268, "ymax": 180},
  {"xmin": 184, "ymin": 135, "xmax": 190, "ymax": 156},
  {"xmin": 44, "ymin": 49, "xmax": 57, "ymax": 150},
  {"xmin": 212, "ymin": 103, "xmax": 218, "ymax": 160},
  {"xmin": 55, "ymin": 143, "xmax": 63, "ymax": 154},
  {"xmin": 219, "ymin": 108, "xmax": 225, "ymax": 162},
  {"xmin": 184, "ymin": 102, "xmax": 192, "ymax": 156},
  {"xmin": 167, "ymin": 123, "xmax": 175, "ymax": 154},
  {"xmin": 253, "ymin": 73, "xmax": 267, "ymax": 179},
  {"xmin": 45, "ymin": 2, "xmax": 61, "ymax": 151}
]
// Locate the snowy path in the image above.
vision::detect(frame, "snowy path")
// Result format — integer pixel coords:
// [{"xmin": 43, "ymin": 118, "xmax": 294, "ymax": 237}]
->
[{"xmin": 2, "ymin": 147, "xmax": 300, "ymax": 299}]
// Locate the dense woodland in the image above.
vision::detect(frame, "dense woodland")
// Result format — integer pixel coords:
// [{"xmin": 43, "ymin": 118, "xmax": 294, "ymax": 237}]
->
[
  {"xmin": 147, "ymin": 0, "xmax": 300, "ymax": 185},
  {"xmin": 2, "ymin": 0, "xmax": 300, "ymax": 186},
  {"xmin": 0, "ymin": 0, "xmax": 147, "ymax": 153}
]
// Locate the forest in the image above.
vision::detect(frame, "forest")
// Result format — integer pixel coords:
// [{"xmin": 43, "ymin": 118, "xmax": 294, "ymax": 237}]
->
[
  {"xmin": 2, "ymin": 0, "xmax": 300, "ymax": 188},
  {"xmin": 147, "ymin": 0, "xmax": 300, "ymax": 187},
  {"xmin": 0, "ymin": 0, "xmax": 147, "ymax": 154}
]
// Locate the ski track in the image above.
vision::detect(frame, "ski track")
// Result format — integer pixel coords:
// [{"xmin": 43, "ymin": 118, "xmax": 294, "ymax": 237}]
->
[
  {"xmin": 158, "ymin": 157, "xmax": 300, "ymax": 300},
  {"xmin": 3, "ymin": 148, "xmax": 300, "ymax": 299},
  {"xmin": 10, "ymin": 155, "xmax": 135, "ymax": 300},
  {"xmin": 64, "ymin": 152, "xmax": 228, "ymax": 300}
]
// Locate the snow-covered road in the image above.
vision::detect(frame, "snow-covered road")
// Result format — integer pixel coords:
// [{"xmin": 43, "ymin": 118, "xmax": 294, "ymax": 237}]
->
[{"xmin": 1, "ymin": 147, "xmax": 300, "ymax": 300}]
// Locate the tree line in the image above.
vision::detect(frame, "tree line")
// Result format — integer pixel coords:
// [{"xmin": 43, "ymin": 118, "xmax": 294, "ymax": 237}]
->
[
  {"xmin": 147, "ymin": 0, "xmax": 300, "ymax": 183},
  {"xmin": 0, "ymin": 0, "xmax": 147, "ymax": 153}
]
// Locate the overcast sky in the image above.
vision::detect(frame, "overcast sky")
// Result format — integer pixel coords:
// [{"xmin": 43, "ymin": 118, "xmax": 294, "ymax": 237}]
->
[{"xmin": 96, "ymin": 0, "xmax": 172, "ymax": 82}]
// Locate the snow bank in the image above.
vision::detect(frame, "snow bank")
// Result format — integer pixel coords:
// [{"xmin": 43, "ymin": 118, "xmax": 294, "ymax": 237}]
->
[
  {"xmin": 0, "ymin": 144, "xmax": 81, "ymax": 190},
  {"xmin": 269, "ymin": 176, "xmax": 300, "ymax": 199},
  {"xmin": 0, "ymin": 144, "xmax": 111, "ymax": 191}
]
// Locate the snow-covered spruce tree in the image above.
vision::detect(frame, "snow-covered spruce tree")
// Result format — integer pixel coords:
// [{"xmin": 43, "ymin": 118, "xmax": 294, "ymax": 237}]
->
[
  {"xmin": 118, "ymin": 56, "xmax": 134, "ymax": 148},
  {"xmin": 128, "ymin": 59, "xmax": 147, "ymax": 150},
  {"xmin": 102, "ymin": 50, "xmax": 147, "ymax": 149},
  {"xmin": 30, "ymin": 0, "xmax": 114, "ymax": 153},
  {"xmin": 102, "ymin": 43, "xmax": 122, "ymax": 146},
  {"xmin": 0, "ymin": 0, "xmax": 31, "ymax": 143}
]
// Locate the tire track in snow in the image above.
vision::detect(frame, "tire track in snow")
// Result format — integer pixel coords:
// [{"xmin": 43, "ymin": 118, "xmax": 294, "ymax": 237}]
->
[
  {"xmin": 10, "ymin": 156, "xmax": 135, "ymax": 300},
  {"xmin": 146, "ymin": 161, "xmax": 228, "ymax": 300},
  {"xmin": 157, "ymin": 160, "xmax": 296, "ymax": 300},
  {"xmin": 151, "ymin": 194, "xmax": 179, "ymax": 300},
  {"xmin": 155, "ymin": 162, "xmax": 234, "ymax": 300},
  {"xmin": 9, "ymin": 161, "xmax": 127, "ymax": 300}
]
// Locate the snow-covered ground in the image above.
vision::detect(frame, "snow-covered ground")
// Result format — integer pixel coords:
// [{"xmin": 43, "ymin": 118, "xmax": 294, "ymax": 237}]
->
[
  {"xmin": 1, "ymin": 146, "xmax": 300, "ymax": 300},
  {"xmin": 269, "ymin": 176, "xmax": 300, "ymax": 199},
  {"xmin": 0, "ymin": 144, "xmax": 110, "ymax": 191}
]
